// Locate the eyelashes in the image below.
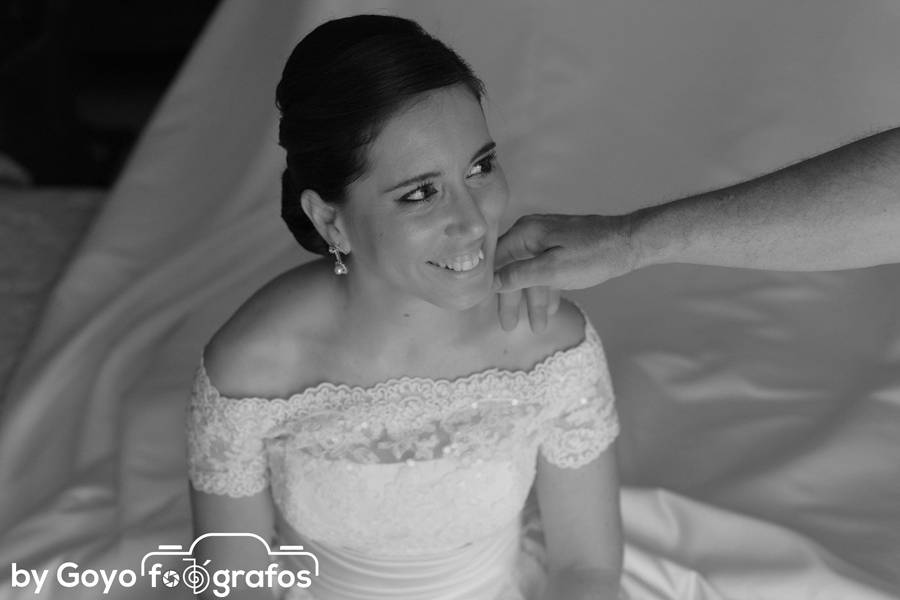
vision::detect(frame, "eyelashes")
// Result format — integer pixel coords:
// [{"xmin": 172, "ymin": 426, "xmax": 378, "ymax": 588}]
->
[
  {"xmin": 398, "ymin": 152, "xmax": 499, "ymax": 204},
  {"xmin": 469, "ymin": 151, "xmax": 497, "ymax": 177},
  {"xmin": 400, "ymin": 181, "xmax": 438, "ymax": 203}
]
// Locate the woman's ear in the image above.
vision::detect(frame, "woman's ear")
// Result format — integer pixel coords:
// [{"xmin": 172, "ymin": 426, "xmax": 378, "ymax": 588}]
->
[{"xmin": 300, "ymin": 189, "xmax": 350, "ymax": 252}]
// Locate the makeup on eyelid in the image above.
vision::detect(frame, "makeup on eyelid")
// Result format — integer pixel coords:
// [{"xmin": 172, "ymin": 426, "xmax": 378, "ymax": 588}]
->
[{"xmin": 397, "ymin": 151, "xmax": 499, "ymax": 203}]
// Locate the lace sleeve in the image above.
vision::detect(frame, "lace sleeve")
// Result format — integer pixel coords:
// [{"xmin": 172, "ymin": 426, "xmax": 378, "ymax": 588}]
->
[
  {"xmin": 186, "ymin": 363, "xmax": 272, "ymax": 497},
  {"xmin": 539, "ymin": 322, "xmax": 620, "ymax": 469}
]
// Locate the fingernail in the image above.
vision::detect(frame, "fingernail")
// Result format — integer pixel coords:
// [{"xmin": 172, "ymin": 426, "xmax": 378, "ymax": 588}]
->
[{"xmin": 492, "ymin": 275, "xmax": 502, "ymax": 291}]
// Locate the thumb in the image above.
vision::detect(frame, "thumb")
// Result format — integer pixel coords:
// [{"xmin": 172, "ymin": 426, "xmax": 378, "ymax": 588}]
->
[
  {"xmin": 494, "ymin": 219, "xmax": 549, "ymax": 268},
  {"xmin": 493, "ymin": 251, "xmax": 558, "ymax": 292}
]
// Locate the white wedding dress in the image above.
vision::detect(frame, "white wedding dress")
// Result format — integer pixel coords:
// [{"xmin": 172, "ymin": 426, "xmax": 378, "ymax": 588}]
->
[{"xmin": 186, "ymin": 312, "xmax": 619, "ymax": 600}]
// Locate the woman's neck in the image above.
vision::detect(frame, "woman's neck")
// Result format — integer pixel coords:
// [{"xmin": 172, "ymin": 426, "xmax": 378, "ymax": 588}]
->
[{"xmin": 333, "ymin": 270, "xmax": 499, "ymax": 361}]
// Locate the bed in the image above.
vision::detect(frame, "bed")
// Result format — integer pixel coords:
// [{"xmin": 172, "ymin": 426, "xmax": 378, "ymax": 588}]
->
[
  {"xmin": 0, "ymin": 186, "xmax": 104, "ymax": 403},
  {"xmin": 1, "ymin": 1, "xmax": 898, "ymax": 598}
]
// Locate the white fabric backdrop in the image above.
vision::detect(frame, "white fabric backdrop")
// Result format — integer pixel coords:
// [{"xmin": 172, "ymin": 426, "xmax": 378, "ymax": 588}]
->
[{"xmin": 1, "ymin": 1, "xmax": 899, "ymax": 598}]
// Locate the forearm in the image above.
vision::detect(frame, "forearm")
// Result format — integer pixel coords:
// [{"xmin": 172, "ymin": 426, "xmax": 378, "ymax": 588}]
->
[
  {"xmin": 198, "ymin": 582, "xmax": 275, "ymax": 600},
  {"xmin": 542, "ymin": 566, "xmax": 622, "ymax": 600},
  {"xmin": 631, "ymin": 127, "xmax": 900, "ymax": 271}
]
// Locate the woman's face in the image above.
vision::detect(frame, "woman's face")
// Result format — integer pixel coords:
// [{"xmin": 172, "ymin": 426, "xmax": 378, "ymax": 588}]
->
[{"xmin": 337, "ymin": 84, "xmax": 509, "ymax": 311}]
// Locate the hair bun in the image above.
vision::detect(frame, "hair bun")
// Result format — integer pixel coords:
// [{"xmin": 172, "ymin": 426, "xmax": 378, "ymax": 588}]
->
[{"xmin": 276, "ymin": 15, "xmax": 484, "ymax": 257}]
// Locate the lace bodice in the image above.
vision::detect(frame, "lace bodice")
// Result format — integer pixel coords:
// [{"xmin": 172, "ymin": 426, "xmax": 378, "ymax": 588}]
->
[{"xmin": 186, "ymin": 311, "xmax": 619, "ymax": 598}]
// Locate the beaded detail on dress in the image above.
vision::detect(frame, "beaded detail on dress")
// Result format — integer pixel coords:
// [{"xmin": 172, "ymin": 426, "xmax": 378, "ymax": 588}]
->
[{"xmin": 187, "ymin": 311, "xmax": 618, "ymax": 560}]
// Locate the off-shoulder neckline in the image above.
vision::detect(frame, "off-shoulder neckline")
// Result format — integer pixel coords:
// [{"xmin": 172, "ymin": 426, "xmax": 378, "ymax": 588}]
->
[{"xmin": 199, "ymin": 305, "xmax": 600, "ymax": 403}]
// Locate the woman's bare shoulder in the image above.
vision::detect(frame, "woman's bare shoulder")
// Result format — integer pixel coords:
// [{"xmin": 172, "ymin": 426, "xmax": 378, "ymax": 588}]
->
[
  {"xmin": 202, "ymin": 259, "xmax": 336, "ymax": 399},
  {"xmin": 498, "ymin": 297, "xmax": 589, "ymax": 370},
  {"xmin": 535, "ymin": 297, "xmax": 589, "ymax": 355}
]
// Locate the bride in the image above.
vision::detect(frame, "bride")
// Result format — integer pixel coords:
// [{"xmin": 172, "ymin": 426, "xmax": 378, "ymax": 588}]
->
[{"xmin": 187, "ymin": 14, "xmax": 623, "ymax": 600}]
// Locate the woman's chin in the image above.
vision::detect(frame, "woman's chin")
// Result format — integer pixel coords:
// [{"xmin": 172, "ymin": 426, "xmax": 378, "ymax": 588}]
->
[
  {"xmin": 416, "ymin": 261, "xmax": 493, "ymax": 310},
  {"xmin": 426, "ymin": 284, "xmax": 494, "ymax": 312}
]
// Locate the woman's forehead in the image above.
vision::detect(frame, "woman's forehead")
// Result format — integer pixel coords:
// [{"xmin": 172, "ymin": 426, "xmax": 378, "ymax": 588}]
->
[{"xmin": 364, "ymin": 87, "xmax": 490, "ymax": 183}]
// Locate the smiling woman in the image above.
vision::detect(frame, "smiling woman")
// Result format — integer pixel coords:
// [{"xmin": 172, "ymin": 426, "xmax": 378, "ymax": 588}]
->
[
  {"xmin": 187, "ymin": 14, "xmax": 623, "ymax": 600},
  {"xmin": 276, "ymin": 15, "xmax": 487, "ymax": 257},
  {"xmin": 315, "ymin": 85, "xmax": 506, "ymax": 312}
]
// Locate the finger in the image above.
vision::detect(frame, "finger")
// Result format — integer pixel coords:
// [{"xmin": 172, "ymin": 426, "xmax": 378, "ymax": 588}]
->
[
  {"xmin": 494, "ymin": 218, "xmax": 548, "ymax": 268},
  {"xmin": 494, "ymin": 251, "xmax": 559, "ymax": 292},
  {"xmin": 547, "ymin": 288, "xmax": 561, "ymax": 316},
  {"xmin": 497, "ymin": 291, "xmax": 522, "ymax": 331},
  {"xmin": 525, "ymin": 287, "xmax": 550, "ymax": 334}
]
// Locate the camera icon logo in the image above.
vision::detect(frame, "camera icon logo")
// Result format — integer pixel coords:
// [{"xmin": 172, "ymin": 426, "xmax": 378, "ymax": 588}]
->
[{"xmin": 140, "ymin": 533, "xmax": 318, "ymax": 595}]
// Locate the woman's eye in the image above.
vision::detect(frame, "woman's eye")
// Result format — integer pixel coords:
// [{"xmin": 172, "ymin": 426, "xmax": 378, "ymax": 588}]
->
[
  {"xmin": 400, "ymin": 182, "xmax": 438, "ymax": 203},
  {"xmin": 468, "ymin": 152, "xmax": 497, "ymax": 178}
]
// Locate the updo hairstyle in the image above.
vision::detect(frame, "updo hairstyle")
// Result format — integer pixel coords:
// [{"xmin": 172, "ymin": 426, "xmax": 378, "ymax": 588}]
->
[{"xmin": 276, "ymin": 14, "xmax": 485, "ymax": 255}]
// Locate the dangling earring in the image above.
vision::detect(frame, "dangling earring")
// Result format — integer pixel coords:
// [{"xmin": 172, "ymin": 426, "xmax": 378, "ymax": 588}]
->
[{"xmin": 328, "ymin": 244, "xmax": 349, "ymax": 275}]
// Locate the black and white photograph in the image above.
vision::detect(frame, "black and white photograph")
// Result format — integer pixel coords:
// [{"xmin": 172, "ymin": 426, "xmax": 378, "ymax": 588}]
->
[{"xmin": 1, "ymin": 1, "xmax": 899, "ymax": 599}]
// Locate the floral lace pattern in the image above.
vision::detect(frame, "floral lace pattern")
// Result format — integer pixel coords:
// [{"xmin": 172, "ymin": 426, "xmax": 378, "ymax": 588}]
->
[{"xmin": 187, "ymin": 313, "xmax": 618, "ymax": 557}]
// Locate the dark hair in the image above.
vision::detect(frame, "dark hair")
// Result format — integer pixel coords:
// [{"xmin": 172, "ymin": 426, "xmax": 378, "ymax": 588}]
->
[{"xmin": 276, "ymin": 14, "xmax": 485, "ymax": 255}]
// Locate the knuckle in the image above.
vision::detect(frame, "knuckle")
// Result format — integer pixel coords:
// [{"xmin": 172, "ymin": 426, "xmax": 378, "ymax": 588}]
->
[{"xmin": 519, "ymin": 214, "xmax": 545, "ymax": 233}]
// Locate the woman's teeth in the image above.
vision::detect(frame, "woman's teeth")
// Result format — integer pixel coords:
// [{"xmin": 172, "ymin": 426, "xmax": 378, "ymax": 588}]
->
[{"xmin": 430, "ymin": 249, "xmax": 484, "ymax": 272}]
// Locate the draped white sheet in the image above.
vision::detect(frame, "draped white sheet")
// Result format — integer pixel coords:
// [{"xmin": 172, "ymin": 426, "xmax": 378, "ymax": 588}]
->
[{"xmin": 1, "ymin": 1, "xmax": 899, "ymax": 598}]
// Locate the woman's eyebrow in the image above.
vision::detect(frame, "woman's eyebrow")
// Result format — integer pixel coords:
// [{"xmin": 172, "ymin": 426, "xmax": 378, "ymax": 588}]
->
[
  {"xmin": 471, "ymin": 141, "xmax": 497, "ymax": 162},
  {"xmin": 381, "ymin": 141, "xmax": 497, "ymax": 194}
]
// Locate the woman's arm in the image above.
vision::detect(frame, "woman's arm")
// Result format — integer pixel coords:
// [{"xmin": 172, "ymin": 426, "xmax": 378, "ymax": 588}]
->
[
  {"xmin": 190, "ymin": 487, "xmax": 279, "ymax": 600},
  {"xmin": 188, "ymin": 330, "xmax": 285, "ymax": 600},
  {"xmin": 535, "ymin": 447, "xmax": 623, "ymax": 600}
]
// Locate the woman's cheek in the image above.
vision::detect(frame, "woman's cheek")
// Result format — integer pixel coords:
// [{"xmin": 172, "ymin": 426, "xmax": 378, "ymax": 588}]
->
[{"xmin": 482, "ymin": 180, "xmax": 510, "ymax": 223}]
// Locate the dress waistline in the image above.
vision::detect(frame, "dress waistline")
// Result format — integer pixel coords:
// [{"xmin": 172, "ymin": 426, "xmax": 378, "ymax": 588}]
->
[{"xmin": 275, "ymin": 517, "xmax": 520, "ymax": 600}]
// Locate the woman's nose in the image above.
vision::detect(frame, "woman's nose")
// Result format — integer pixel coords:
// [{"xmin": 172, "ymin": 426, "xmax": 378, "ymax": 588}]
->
[{"xmin": 443, "ymin": 189, "xmax": 488, "ymax": 240}]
